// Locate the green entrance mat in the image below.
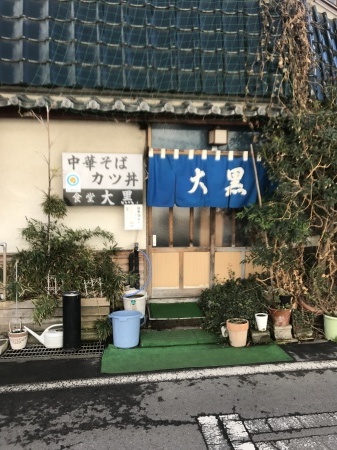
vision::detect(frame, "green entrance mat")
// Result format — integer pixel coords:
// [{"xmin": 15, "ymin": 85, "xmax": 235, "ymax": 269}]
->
[
  {"xmin": 148, "ymin": 302, "xmax": 203, "ymax": 320},
  {"xmin": 101, "ymin": 343, "xmax": 293, "ymax": 374},
  {"xmin": 140, "ymin": 329, "xmax": 221, "ymax": 347}
]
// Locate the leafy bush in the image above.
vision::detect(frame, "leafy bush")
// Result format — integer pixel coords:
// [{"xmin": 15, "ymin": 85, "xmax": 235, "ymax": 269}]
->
[
  {"xmin": 7, "ymin": 195, "xmax": 128, "ymax": 324},
  {"xmin": 94, "ymin": 317, "xmax": 112, "ymax": 342},
  {"xmin": 199, "ymin": 275, "xmax": 265, "ymax": 334}
]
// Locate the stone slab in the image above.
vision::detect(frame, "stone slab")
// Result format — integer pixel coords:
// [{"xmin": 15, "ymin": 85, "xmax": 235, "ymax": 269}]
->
[{"xmin": 250, "ymin": 329, "xmax": 273, "ymax": 345}]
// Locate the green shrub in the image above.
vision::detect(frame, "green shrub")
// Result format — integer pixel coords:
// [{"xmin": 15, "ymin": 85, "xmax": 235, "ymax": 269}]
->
[
  {"xmin": 199, "ymin": 275, "xmax": 265, "ymax": 334},
  {"xmin": 7, "ymin": 195, "xmax": 128, "ymax": 325}
]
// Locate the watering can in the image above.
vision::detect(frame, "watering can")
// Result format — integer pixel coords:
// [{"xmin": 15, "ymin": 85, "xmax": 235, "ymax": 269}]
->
[{"xmin": 23, "ymin": 324, "xmax": 63, "ymax": 348}]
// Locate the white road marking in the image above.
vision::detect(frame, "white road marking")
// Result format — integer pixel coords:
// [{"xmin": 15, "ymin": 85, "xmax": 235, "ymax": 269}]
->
[
  {"xmin": 256, "ymin": 434, "xmax": 337, "ymax": 449},
  {"xmin": 245, "ymin": 411, "xmax": 337, "ymax": 433},
  {"xmin": 219, "ymin": 414, "xmax": 251, "ymax": 442},
  {"xmin": 198, "ymin": 415, "xmax": 231, "ymax": 449},
  {"xmin": 1, "ymin": 359, "xmax": 337, "ymax": 394},
  {"xmin": 198, "ymin": 412, "xmax": 337, "ymax": 449}
]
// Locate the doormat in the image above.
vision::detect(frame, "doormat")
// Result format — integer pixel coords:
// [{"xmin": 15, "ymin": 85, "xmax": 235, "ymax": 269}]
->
[
  {"xmin": 140, "ymin": 328, "xmax": 221, "ymax": 347},
  {"xmin": 148, "ymin": 302, "xmax": 203, "ymax": 320},
  {"xmin": 101, "ymin": 343, "xmax": 293, "ymax": 374}
]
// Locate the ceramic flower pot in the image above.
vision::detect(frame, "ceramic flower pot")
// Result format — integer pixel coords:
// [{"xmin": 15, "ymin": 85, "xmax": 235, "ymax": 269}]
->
[
  {"xmin": 269, "ymin": 308, "xmax": 291, "ymax": 327},
  {"xmin": 255, "ymin": 313, "xmax": 268, "ymax": 331},
  {"xmin": 269, "ymin": 307, "xmax": 292, "ymax": 327},
  {"xmin": 226, "ymin": 318, "xmax": 249, "ymax": 347},
  {"xmin": 323, "ymin": 314, "xmax": 337, "ymax": 341},
  {"xmin": 8, "ymin": 329, "xmax": 28, "ymax": 350}
]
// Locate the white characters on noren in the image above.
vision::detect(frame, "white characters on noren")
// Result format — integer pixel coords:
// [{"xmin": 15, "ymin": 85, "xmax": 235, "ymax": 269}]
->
[{"xmin": 225, "ymin": 167, "xmax": 247, "ymax": 197}]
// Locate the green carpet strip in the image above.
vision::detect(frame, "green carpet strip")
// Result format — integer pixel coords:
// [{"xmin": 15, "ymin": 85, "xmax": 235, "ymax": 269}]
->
[
  {"xmin": 101, "ymin": 343, "xmax": 293, "ymax": 374},
  {"xmin": 148, "ymin": 302, "xmax": 203, "ymax": 320},
  {"xmin": 140, "ymin": 329, "xmax": 220, "ymax": 347}
]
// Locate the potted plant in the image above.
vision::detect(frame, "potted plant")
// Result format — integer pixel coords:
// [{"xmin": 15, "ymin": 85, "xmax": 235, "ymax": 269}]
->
[
  {"xmin": 254, "ymin": 313, "xmax": 269, "ymax": 332},
  {"xmin": 305, "ymin": 266, "xmax": 337, "ymax": 341},
  {"xmin": 199, "ymin": 274, "xmax": 266, "ymax": 344},
  {"xmin": 262, "ymin": 285, "xmax": 294, "ymax": 327},
  {"xmin": 225, "ymin": 317, "xmax": 250, "ymax": 347},
  {"xmin": 237, "ymin": 198, "xmax": 309, "ymax": 326},
  {"xmin": 8, "ymin": 320, "xmax": 28, "ymax": 350},
  {"xmin": 4, "ymin": 260, "xmax": 29, "ymax": 350}
]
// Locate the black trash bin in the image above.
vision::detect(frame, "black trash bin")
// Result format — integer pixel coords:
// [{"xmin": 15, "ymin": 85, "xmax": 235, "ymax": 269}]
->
[{"xmin": 63, "ymin": 291, "xmax": 81, "ymax": 352}]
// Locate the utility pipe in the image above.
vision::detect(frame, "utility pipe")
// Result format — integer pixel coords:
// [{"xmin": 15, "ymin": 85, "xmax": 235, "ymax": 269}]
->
[{"xmin": 0, "ymin": 242, "xmax": 7, "ymax": 300}]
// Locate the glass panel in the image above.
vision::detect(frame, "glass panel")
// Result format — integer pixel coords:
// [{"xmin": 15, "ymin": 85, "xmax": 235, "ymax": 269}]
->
[
  {"xmin": 224, "ymin": 131, "xmax": 261, "ymax": 151},
  {"xmin": 197, "ymin": 208, "xmax": 210, "ymax": 246},
  {"xmin": 173, "ymin": 207, "xmax": 190, "ymax": 247},
  {"xmin": 152, "ymin": 124, "xmax": 213, "ymax": 150},
  {"xmin": 215, "ymin": 209, "xmax": 253, "ymax": 247},
  {"xmin": 215, "ymin": 209, "xmax": 233, "ymax": 246},
  {"xmin": 152, "ymin": 207, "xmax": 169, "ymax": 247},
  {"xmin": 235, "ymin": 213, "xmax": 251, "ymax": 247},
  {"xmin": 152, "ymin": 207, "xmax": 209, "ymax": 247}
]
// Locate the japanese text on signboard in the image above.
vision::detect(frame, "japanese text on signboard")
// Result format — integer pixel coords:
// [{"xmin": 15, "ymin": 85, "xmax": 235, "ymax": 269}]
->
[{"xmin": 62, "ymin": 153, "xmax": 143, "ymax": 206}]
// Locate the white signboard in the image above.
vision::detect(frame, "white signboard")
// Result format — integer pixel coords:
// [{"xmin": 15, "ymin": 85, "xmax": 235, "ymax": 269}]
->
[
  {"xmin": 124, "ymin": 205, "xmax": 143, "ymax": 230},
  {"xmin": 62, "ymin": 153, "xmax": 143, "ymax": 206}
]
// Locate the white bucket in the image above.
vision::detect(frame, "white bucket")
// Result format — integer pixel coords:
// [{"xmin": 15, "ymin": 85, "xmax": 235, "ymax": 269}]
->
[
  {"xmin": 123, "ymin": 290, "xmax": 147, "ymax": 316},
  {"xmin": 255, "ymin": 313, "xmax": 269, "ymax": 332}
]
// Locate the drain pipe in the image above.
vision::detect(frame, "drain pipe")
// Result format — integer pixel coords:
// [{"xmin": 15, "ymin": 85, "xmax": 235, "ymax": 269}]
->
[
  {"xmin": 125, "ymin": 245, "xmax": 152, "ymax": 298},
  {"xmin": 128, "ymin": 242, "xmax": 140, "ymax": 289},
  {"xmin": 0, "ymin": 242, "xmax": 7, "ymax": 301}
]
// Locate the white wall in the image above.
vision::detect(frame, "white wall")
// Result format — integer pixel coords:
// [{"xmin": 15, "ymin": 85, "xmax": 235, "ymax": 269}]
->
[{"xmin": 1, "ymin": 118, "xmax": 147, "ymax": 253}]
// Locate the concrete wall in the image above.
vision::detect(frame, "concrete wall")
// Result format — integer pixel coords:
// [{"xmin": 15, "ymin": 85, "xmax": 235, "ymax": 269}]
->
[{"xmin": 1, "ymin": 118, "xmax": 147, "ymax": 253}]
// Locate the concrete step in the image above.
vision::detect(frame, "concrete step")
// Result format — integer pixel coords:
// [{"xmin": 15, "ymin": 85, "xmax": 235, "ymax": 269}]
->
[{"xmin": 147, "ymin": 302, "xmax": 204, "ymax": 330}]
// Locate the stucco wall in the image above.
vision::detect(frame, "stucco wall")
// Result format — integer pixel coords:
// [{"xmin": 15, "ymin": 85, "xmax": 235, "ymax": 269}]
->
[{"xmin": 1, "ymin": 118, "xmax": 147, "ymax": 253}]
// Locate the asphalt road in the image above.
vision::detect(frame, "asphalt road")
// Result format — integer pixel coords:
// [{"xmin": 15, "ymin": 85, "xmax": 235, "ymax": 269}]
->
[{"xmin": 1, "ymin": 341, "xmax": 337, "ymax": 449}]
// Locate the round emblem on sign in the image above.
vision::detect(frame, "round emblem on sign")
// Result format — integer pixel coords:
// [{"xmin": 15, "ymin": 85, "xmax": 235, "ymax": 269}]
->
[{"xmin": 66, "ymin": 173, "xmax": 80, "ymax": 187}]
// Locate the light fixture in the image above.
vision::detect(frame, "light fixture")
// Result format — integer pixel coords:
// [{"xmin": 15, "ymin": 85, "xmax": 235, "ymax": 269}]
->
[{"xmin": 208, "ymin": 129, "xmax": 228, "ymax": 145}]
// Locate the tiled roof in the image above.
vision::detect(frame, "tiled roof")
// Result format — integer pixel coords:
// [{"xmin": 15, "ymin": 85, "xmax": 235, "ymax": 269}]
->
[
  {"xmin": 0, "ymin": 92, "xmax": 285, "ymax": 118},
  {"xmin": 0, "ymin": 1, "xmax": 337, "ymax": 116}
]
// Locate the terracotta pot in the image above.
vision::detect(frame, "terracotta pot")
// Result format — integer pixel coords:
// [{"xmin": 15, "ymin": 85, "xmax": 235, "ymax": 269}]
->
[
  {"xmin": 268, "ymin": 307, "xmax": 292, "ymax": 327},
  {"xmin": 226, "ymin": 318, "xmax": 249, "ymax": 347}
]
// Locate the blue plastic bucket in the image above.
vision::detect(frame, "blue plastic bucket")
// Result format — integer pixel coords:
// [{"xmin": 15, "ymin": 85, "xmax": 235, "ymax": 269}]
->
[{"xmin": 108, "ymin": 310, "xmax": 144, "ymax": 348}]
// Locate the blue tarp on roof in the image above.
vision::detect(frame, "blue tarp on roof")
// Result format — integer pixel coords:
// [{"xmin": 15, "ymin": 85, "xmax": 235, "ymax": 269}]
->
[{"xmin": 0, "ymin": 1, "xmax": 336, "ymax": 100}]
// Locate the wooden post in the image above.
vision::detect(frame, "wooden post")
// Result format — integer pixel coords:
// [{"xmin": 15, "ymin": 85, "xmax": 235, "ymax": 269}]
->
[{"xmin": 250, "ymin": 144, "xmax": 262, "ymax": 207}]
